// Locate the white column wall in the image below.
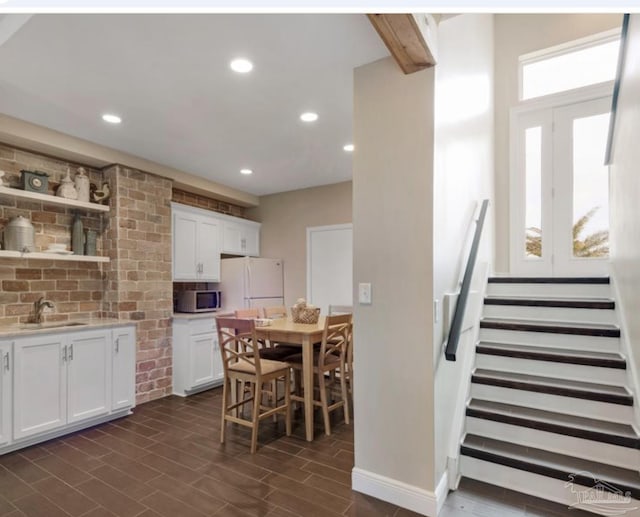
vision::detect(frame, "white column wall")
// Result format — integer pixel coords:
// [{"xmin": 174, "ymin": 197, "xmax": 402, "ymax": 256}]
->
[
  {"xmin": 352, "ymin": 56, "xmax": 436, "ymax": 510},
  {"xmin": 609, "ymin": 14, "xmax": 640, "ymax": 420},
  {"xmin": 432, "ymin": 13, "xmax": 495, "ymax": 486}
]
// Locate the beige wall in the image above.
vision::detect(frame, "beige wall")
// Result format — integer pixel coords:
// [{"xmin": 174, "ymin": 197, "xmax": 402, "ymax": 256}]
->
[
  {"xmin": 352, "ymin": 56, "xmax": 436, "ymax": 510},
  {"xmin": 433, "ymin": 13, "xmax": 495, "ymax": 485},
  {"xmin": 609, "ymin": 14, "xmax": 640, "ymax": 422},
  {"xmin": 493, "ymin": 14, "xmax": 622, "ymax": 272},
  {"xmin": 245, "ymin": 181, "xmax": 352, "ymax": 307}
]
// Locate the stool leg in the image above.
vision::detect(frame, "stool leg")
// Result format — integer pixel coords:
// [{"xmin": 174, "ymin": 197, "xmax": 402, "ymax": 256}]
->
[
  {"xmin": 318, "ymin": 371, "xmax": 331, "ymax": 436},
  {"xmin": 250, "ymin": 382, "xmax": 261, "ymax": 454}
]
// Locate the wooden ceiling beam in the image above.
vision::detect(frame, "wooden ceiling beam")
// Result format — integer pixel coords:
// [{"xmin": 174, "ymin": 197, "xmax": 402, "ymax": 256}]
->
[{"xmin": 367, "ymin": 13, "xmax": 438, "ymax": 74}]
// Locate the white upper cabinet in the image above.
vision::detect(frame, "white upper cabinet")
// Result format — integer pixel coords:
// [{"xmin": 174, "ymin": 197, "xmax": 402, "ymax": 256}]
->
[
  {"xmin": 221, "ymin": 218, "xmax": 260, "ymax": 257},
  {"xmin": 172, "ymin": 203, "xmax": 221, "ymax": 281},
  {"xmin": 171, "ymin": 203, "xmax": 261, "ymax": 281}
]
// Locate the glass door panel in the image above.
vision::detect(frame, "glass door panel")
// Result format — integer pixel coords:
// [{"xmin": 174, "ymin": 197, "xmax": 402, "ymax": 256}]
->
[
  {"xmin": 552, "ymin": 96, "xmax": 610, "ymax": 276},
  {"xmin": 572, "ymin": 113, "xmax": 610, "ymax": 258},
  {"xmin": 511, "ymin": 95, "xmax": 611, "ymax": 277},
  {"xmin": 525, "ymin": 126, "xmax": 543, "ymax": 259}
]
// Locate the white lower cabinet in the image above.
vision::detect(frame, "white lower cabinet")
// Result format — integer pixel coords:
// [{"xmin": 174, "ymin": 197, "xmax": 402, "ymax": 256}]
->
[
  {"xmin": 13, "ymin": 333, "xmax": 68, "ymax": 440},
  {"xmin": 0, "ymin": 342, "xmax": 12, "ymax": 446},
  {"xmin": 112, "ymin": 326, "xmax": 136, "ymax": 411},
  {"xmin": 67, "ymin": 330, "xmax": 110, "ymax": 425},
  {"xmin": 3, "ymin": 324, "xmax": 136, "ymax": 452},
  {"xmin": 173, "ymin": 316, "xmax": 223, "ymax": 396}
]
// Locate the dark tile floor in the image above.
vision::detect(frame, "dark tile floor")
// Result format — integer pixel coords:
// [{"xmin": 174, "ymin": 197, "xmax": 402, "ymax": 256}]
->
[{"xmin": 0, "ymin": 388, "xmax": 595, "ymax": 516}]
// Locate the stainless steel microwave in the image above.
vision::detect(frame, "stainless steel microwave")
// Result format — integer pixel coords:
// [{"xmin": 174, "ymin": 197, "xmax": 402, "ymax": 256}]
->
[{"xmin": 176, "ymin": 290, "xmax": 222, "ymax": 313}]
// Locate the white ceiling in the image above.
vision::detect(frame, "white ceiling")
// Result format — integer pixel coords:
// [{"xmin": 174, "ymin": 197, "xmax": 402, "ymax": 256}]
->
[{"xmin": 0, "ymin": 14, "xmax": 389, "ymax": 195}]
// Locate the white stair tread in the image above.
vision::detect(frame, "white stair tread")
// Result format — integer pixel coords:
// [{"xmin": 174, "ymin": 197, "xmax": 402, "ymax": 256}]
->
[
  {"xmin": 461, "ymin": 434, "xmax": 640, "ymax": 494},
  {"xmin": 476, "ymin": 341, "xmax": 626, "ymax": 366},
  {"xmin": 467, "ymin": 399, "xmax": 639, "ymax": 441}
]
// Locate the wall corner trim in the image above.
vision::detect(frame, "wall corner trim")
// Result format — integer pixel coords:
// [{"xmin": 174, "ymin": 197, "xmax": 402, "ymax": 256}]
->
[{"xmin": 352, "ymin": 467, "xmax": 449, "ymax": 516}]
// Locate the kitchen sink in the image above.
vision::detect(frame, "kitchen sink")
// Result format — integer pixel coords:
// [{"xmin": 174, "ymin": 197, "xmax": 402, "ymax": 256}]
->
[{"xmin": 19, "ymin": 321, "xmax": 89, "ymax": 330}]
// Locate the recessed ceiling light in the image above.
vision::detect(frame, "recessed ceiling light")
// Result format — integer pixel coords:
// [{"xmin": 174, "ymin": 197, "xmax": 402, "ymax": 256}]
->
[
  {"xmin": 230, "ymin": 58, "xmax": 253, "ymax": 73},
  {"xmin": 102, "ymin": 114, "xmax": 122, "ymax": 124},
  {"xmin": 343, "ymin": 144, "xmax": 354, "ymax": 152},
  {"xmin": 240, "ymin": 168, "xmax": 253, "ymax": 175},
  {"xmin": 300, "ymin": 112, "xmax": 318, "ymax": 123}
]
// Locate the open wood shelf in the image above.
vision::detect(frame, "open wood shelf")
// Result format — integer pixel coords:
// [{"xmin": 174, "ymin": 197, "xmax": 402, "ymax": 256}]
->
[
  {"xmin": 0, "ymin": 186, "xmax": 109, "ymax": 213},
  {"xmin": 0, "ymin": 250, "xmax": 110, "ymax": 263}
]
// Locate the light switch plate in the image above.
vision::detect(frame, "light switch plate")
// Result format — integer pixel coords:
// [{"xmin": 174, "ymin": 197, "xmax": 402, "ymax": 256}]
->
[{"xmin": 358, "ymin": 283, "xmax": 372, "ymax": 304}]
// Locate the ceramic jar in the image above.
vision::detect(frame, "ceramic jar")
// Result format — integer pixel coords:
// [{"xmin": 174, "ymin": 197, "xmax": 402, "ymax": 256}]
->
[
  {"xmin": 57, "ymin": 171, "xmax": 78, "ymax": 200},
  {"xmin": 4, "ymin": 216, "xmax": 35, "ymax": 252}
]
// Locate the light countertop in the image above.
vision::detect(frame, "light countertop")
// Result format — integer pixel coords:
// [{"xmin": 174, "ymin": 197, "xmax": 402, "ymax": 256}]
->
[{"xmin": 0, "ymin": 318, "xmax": 134, "ymax": 338}]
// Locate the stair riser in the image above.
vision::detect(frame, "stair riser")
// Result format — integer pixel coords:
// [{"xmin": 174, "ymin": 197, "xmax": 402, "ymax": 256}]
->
[
  {"xmin": 479, "ymin": 328, "xmax": 620, "ymax": 352},
  {"xmin": 470, "ymin": 384, "xmax": 635, "ymax": 424},
  {"xmin": 482, "ymin": 304, "xmax": 617, "ymax": 325},
  {"xmin": 466, "ymin": 417, "xmax": 640, "ymax": 471},
  {"xmin": 475, "ymin": 355, "xmax": 627, "ymax": 387},
  {"xmin": 459, "ymin": 456, "xmax": 640, "ymax": 516},
  {"xmin": 486, "ymin": 283, "xmax": 611, "ymax": 299}
]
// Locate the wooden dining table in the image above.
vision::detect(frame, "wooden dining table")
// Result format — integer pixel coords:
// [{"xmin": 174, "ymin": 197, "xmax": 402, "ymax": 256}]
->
[{"xmin": 254, "ymin": 316, "xmax": 325, "ymax": 442}]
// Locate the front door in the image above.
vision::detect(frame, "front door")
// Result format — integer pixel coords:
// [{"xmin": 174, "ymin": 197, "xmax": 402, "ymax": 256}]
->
[{"xmin": 511, "ymin": 96, "xmax": 611, "ymax": 277}]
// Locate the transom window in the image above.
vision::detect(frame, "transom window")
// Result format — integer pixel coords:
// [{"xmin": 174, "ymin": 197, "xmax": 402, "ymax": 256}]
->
[{"xmin": 520, "ymin": 30, "xmax": 620, "ymax": 101}]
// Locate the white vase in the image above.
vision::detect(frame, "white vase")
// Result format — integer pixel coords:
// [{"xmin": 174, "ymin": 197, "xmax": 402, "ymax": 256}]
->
[
  {"xmin": 74, "ymin": 167, "xmax": 90, "ymax": 203},
  {"xmin": 57, "ymin": 171, "xmax": 78, "ymax": 200}
]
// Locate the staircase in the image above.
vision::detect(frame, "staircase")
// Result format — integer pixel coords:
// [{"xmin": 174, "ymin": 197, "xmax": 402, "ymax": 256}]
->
[{"xmin": 459, "ymin": 277, "xmax": 640, "ymax": 516}]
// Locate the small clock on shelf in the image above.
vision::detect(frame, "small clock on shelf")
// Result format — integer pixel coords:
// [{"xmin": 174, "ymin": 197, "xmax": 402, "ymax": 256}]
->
[{"xmin": 20, "ymin": 169, "xmax": 49, "ymax": 194}]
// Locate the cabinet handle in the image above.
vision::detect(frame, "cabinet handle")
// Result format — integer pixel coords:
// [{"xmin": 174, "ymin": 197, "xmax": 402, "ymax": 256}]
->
[
  {"xmin": 241, "ymin": 238, "xmax": 246, "ymax": 250},
  {"xmin": 69, "ymin": 344, "xmax": 74, "ymax": 361},
  {"xmin": 62, "ymin": 345, "xmax": 67, "ymax": 362},
  {"xmin": 115, "ymin": 337, "xmax": 120, "ymax": 353},
  {"xmin": 3, "ymin": 352, "xmax": 9, "ymax": 371}
]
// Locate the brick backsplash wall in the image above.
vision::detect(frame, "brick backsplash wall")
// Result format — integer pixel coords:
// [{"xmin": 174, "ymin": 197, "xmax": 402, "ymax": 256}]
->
[
  {"xmin": 172, "ymin": 188, "xmax": 245, "ymax": 218},
  {"xmin": 0, "ymin": 144, "xmax": 106, "ymax": 325},
  {"xmin": 104, "ymin": 165, "xmax": 173, "ymax": 404},
  {"xmin": 0, "ymin": 144, "xmax": 241, "ymax": 405}
]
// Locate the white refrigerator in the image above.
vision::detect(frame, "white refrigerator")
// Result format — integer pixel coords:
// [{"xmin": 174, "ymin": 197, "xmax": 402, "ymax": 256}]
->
[{"xmin": 220, "ymin": 257, "xmax": 285, "ymax": 311}]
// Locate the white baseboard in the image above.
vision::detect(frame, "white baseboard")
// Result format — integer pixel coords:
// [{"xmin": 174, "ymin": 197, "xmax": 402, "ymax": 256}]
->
[{"xmin": 352, "ymin": 467, "xmax": 449, "ymax": 516}]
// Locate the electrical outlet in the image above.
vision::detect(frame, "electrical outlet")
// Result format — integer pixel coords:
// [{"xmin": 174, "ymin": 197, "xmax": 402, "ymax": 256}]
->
[{"xmin": 358, "ymin": 283, "xmax": 372, "ymax": 304}]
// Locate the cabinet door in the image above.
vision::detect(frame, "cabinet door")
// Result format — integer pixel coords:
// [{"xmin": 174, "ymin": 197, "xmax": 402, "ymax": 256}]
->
[
  {"xmin": 198, "ymin": 217, "xmax": 221, "ymax": 281},
  {"xmin": 13, "ymin": 335, "xmax": 67, "ymax": 440},
  {"xmin": 0, "ymin": 342, "xmax": 11, "ymax": 446},
  {"xmin": 242, "ymin": 225, "xmax": 260, "ymax": 257},
  {"xmin": 189, "ymin": 333, "xmax": 216, "ymax": 388},
  {"xmin": 112, "ymin": 327, "xmax": 136, "ymax": 411},
  {"xmin": 211, "ymin": 332, "xmax": 224, "ymax": 384},
  {"xmin": 173, "ymin": 209, "xmax": 199, "ymax": 280},
  {"xmin": 67, "ymin": 330, "xmax": 110, "ymax": 424},
  {"xmin": 222, "ymin": 221, "xmax": 243, "ymax": 254}
]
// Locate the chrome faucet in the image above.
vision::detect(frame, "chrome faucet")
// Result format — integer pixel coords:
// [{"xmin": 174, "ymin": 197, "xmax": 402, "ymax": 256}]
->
[{"xmin": 32, "ymin": 297, "xmax": 55, "ymax": 324}]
